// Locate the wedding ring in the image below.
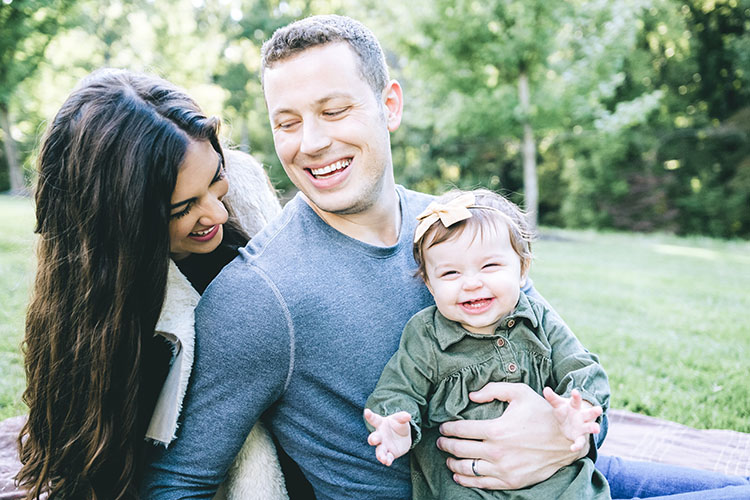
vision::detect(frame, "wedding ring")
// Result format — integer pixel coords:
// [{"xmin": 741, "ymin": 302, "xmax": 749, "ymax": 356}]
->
[{"xmin": 471, "ymin": 458, "xmax": 481, "ymax": 477}]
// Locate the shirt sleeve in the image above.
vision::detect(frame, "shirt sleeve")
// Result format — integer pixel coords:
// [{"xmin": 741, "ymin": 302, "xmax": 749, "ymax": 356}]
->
[
  {"xmin": 140, "ymin": 263, "xmax": 292, "ymax": 499},
  {"xmin": 364, "ymin": 313, "xmax": 436, "ymax": 447},
  {"xmin": 541, "ymin": 304, "xmax": 611, "ymax": 456}
]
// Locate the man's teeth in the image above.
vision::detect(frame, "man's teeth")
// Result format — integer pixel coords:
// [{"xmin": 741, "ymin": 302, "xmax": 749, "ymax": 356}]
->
[
  {"xmin": 311, "ymin": 159, "xmax": 351, "ymax": 177},
  {"xmin": 191, "ymin": 225, "xmax": 215, "ymax": 236}
]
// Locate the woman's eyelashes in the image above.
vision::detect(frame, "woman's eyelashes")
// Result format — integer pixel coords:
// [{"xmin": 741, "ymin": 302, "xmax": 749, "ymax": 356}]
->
[
  {"xmin": 170, "ymin": 201, "xmax": 194, "ymax": 220},
  {"xmin": 212, "ymin": 156, "xmax": 226, "ymax": 183},
  {"xmin": 170, "ymin": 158, "xmax": 224, "ymax": 220}
]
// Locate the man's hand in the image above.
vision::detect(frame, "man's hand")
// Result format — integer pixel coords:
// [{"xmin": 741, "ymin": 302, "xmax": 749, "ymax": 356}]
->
[
  {"xmin": 364, "ymin": 409, "xmax": 412, "ymax": 466},
  {"xmin": 543, "ymin": 387, "xmax": 602, "ymax": 452},
  {"xmin": 436, "ymin": 382, "xmax": 589, "ymax": 490}
]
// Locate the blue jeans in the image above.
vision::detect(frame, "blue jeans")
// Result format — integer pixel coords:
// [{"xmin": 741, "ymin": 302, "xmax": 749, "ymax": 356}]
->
[{"xmin": 597, "ymin": 454, "xmax": 750, "ymax": 499}]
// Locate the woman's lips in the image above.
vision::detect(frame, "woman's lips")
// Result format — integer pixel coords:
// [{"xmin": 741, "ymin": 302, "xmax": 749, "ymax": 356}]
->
[{"xmin": 188, "ymin": 224, "xmax": 220, "ymax": 242}]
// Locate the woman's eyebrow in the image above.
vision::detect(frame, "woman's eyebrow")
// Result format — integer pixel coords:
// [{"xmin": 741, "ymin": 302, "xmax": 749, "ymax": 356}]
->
[
  {"xmin": 170, "ymin": 197, "xmax": 195, "ymax": 210},
  {"xmin": 210, "ymin": 154, "xmax": 224, "ymax": 183},
  {"xmin": 170, "ymin": 153, "xmax": 223, "ymax": 210}
]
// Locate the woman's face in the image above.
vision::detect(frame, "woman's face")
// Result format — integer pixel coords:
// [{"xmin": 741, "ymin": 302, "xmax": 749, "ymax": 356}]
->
[{"xmin": 168, "ymin": 140, "xmax": 229, "ymax": 260}]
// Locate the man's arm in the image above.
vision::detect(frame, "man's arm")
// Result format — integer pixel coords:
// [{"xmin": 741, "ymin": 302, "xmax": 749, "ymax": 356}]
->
[{"xmin": 141, "ymin": 265, "xmax": 292, "ymax": 498}]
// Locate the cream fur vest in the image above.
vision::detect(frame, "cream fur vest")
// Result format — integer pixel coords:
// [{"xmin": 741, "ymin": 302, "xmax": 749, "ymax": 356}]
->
[{"xmin": 146, "ymin": 150, "xmax": 288, "ymax": 500}]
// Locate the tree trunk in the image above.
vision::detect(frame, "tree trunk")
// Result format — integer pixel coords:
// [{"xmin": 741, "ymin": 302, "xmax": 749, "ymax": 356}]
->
[
  {"xmin": 518, "ymin": 71, "xmax": 538, "ymax": 230},
  {"xmin": 239, "ymin": 118, "xmax": 250, "ymax": 153},
  {"xmin": 0, "ymin": 102, "xmax": 24, "ymax": 194}
]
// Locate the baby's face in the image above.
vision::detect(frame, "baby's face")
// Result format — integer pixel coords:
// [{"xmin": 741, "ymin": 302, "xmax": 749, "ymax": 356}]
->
[{"xmin": 423, "ymin": 224, "xmax": 523, "ymax": 335}]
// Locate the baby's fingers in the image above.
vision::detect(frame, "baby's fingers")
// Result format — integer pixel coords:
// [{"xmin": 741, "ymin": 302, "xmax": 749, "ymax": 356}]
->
[
  {"xmin": 367, "ymin": 430, "xmax": 383, "ymax": 446},
  {"xmin": 364, "ymin": 408, "xmax": 383, "ymax": 427},
  {"xmin": 543, "ymin": 387, "xmax": 566, "ymax": 408},
  {"xmin": 375, "ymin": 444, "xmax": 395, "ymax": 466},
  {"xmin": 570, "ymin": 435, "xmax": 587, "ymax": 452},
  {"xmin": 392, "ymin": 411, "xmax": 412, "ymax": 424},
  {"xmin": 583, "ymin": 405, "xmax": 603, "ymax": 421},
  {"xmin": 569, "ymin": 389, "xmax": 582, "ymax": 410},
  {"xmin": 584, "ymin": 421, "xmax": 601, "ymax": 435}
]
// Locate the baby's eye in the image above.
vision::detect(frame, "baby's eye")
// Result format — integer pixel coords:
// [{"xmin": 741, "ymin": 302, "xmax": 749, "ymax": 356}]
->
[
  {"xmin": 440, "ymin": 270, "xmax": 459, "ymax": 278},
  {"xmin": 483, "ymin": 263, "xmax": 501, "ymax": 269}
]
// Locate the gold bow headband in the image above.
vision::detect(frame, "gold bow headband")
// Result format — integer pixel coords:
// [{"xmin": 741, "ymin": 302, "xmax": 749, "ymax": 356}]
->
[{"xmin": 414, "ymin": 193, "xmax": 482, "ymax": 243}]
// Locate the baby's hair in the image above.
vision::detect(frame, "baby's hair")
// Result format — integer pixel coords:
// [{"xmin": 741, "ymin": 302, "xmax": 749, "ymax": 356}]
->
[{"xmin": 413, "ymin": 189, "xmax": 535, "ymax": 283}]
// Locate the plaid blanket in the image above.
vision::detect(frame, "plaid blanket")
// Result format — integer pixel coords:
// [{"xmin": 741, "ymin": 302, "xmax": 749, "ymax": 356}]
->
[
  {"xmin": 0, "ymin": 416, "xmax": 25, "ymax": 500},
  {"xmin": 600, "ymin": 409, "xmax": 750, "ymax": 477},
  {"xmin": 1, "ymin": 410, "xmax": 748, "ymax": 497}
]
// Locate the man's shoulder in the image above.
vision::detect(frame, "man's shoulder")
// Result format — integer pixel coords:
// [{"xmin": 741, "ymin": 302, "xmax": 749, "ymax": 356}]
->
[{"xmin": 398, "ymin": 185, "xmax": 434, "ymax": 213}]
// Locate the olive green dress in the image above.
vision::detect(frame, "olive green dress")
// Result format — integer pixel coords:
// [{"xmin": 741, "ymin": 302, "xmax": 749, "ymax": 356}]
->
[{"xmin": 366, "ymin": 292, "xmax": 611, "ymax": 499}]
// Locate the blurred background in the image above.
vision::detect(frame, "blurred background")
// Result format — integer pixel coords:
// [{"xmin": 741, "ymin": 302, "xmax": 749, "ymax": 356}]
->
[{"xmin": 1, "ymin": 0, "xmax": 749, "ymax": 238}]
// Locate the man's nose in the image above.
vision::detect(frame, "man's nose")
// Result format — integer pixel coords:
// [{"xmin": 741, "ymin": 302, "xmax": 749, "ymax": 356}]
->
[{"xmin": 299, "ymin": 118, "xmax": 332, "ymax": 155}]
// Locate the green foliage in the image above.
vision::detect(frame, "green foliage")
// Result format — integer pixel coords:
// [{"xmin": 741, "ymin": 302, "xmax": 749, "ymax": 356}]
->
[
  {"xmin": 0, "ymin": 0, "xmax": 74, "ymax": 105},
  {"xmin": 0, "ymin": 0, "xmax": 75, "ymax": 192},
  {"xmin": 1, "ymin": 0, "xmax": 748, "ymax": 237}
]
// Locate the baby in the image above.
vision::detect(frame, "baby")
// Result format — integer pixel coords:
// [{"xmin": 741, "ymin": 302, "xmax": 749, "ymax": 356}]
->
[{"xmin": 364, "ymin": 189, "xmax": 611, "ymax": 499}]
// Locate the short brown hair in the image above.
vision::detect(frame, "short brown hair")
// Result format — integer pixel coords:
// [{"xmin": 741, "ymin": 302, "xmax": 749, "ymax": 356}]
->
[
  {"xmin": 413, "ymin": 189, "xmax": 534, "ymax": 283},
  {"xmin": 261, "ymin": 15, "xmax": 389, "ymax": 97}
]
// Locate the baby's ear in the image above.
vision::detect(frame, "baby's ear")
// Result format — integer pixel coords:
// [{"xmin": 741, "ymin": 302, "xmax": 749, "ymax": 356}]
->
[{"xmin": 520, "ymin": 259, "xmax": 531, "ymax": 286}]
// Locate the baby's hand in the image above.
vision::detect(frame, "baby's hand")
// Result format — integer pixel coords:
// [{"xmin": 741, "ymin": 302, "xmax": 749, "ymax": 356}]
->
[
  {"xmin": 542, "ymin": 387, "xmax": 603, "ymax": 452},
  {"xmin": 363, "ymin": 409, "xmax": 412, "ymax": 466}
]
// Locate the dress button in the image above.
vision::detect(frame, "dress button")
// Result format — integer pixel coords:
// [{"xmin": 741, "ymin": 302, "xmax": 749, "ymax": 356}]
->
[
  {"xmin": 508, "ymin": 363, "xmax": 517, "ymax": 373},
  {"xmin": 496, "ymin": 338, "xmax": 505, "ymax": 347},
  {"xmin": 507, "ymin": 319, "xmax": 515, "ymax": 328}
]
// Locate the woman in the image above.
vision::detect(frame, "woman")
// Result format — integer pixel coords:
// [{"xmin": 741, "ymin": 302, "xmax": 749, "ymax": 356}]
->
[{"xmin": 16, "ymin": 69, "xmax": 287, "ymax": 500}]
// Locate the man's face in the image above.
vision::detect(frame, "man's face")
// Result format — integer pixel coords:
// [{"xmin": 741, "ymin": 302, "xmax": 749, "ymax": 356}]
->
[{"xmin": 264, "ymin": 42, "xmax": 402, "ymax": 216}]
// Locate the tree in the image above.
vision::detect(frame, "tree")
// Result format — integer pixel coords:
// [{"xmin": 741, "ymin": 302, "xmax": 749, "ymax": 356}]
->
[{"xmin": 0, "ymin": 0, "xmax": 74, "ymax": 193}]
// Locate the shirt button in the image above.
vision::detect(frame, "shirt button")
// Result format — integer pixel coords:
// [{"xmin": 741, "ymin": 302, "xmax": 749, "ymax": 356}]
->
[
  {"xmin": 508, "ymin": 363, "xmax": 517, "ymax": 373},
  {"xmin": 507, "ymin": 319, "xmax": 515, "ymax": 328},
  {"xmin": 496, "ymin": 338, "xmax": 505, "ymax": 347}
]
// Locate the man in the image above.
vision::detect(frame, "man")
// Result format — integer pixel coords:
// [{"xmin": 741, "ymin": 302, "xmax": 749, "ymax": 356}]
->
[{"xmin": 143, "ymin": 15, "xmax": 750, "ymax": 499}]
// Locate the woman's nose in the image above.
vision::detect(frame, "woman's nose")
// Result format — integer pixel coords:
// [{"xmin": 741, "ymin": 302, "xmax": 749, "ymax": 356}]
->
[{"xmin": 199, "ymin": 197, "xmax": 228, "ymax": 226}]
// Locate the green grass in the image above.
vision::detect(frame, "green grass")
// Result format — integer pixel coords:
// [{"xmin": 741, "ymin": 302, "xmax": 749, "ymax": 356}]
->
[
  {"xmin": 1, "ymin": 195, "xmax": 748, "ymax": 432},
  {"xmin": 532, "ymin": 228, "xmax": 750, "ymax": 432},
  {"xmin": 0, "ymin": 195, "xmax": 35, "ymax": 420}
]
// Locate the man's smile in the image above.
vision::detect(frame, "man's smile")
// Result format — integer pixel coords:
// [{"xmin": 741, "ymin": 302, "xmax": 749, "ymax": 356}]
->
[{"xmin": 308, "ymin": 158, "xmax": 352, "ymax": 179}]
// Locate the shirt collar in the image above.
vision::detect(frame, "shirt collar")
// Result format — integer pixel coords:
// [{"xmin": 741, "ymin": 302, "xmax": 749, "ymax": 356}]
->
[{"xmin": 433, "ymin": 292, "xmax": 539, "ymax": 350}]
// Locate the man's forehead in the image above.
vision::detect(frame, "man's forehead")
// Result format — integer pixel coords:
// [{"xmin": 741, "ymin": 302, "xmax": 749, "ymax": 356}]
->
[{"xmin": 263, "ymin": 43, "xmax": 371, "ymax": 112}]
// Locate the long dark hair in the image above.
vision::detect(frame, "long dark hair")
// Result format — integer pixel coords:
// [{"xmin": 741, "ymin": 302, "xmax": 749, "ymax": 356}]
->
[{"xmin": 17, "ymin": 69, "xmax": 223, "ymax": 499}]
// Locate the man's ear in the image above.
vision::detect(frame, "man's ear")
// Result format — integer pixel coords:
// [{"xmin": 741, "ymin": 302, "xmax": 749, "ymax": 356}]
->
[{"xmin": 382, "ymin": 80, "xmax": 403, "ymax": 132}]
